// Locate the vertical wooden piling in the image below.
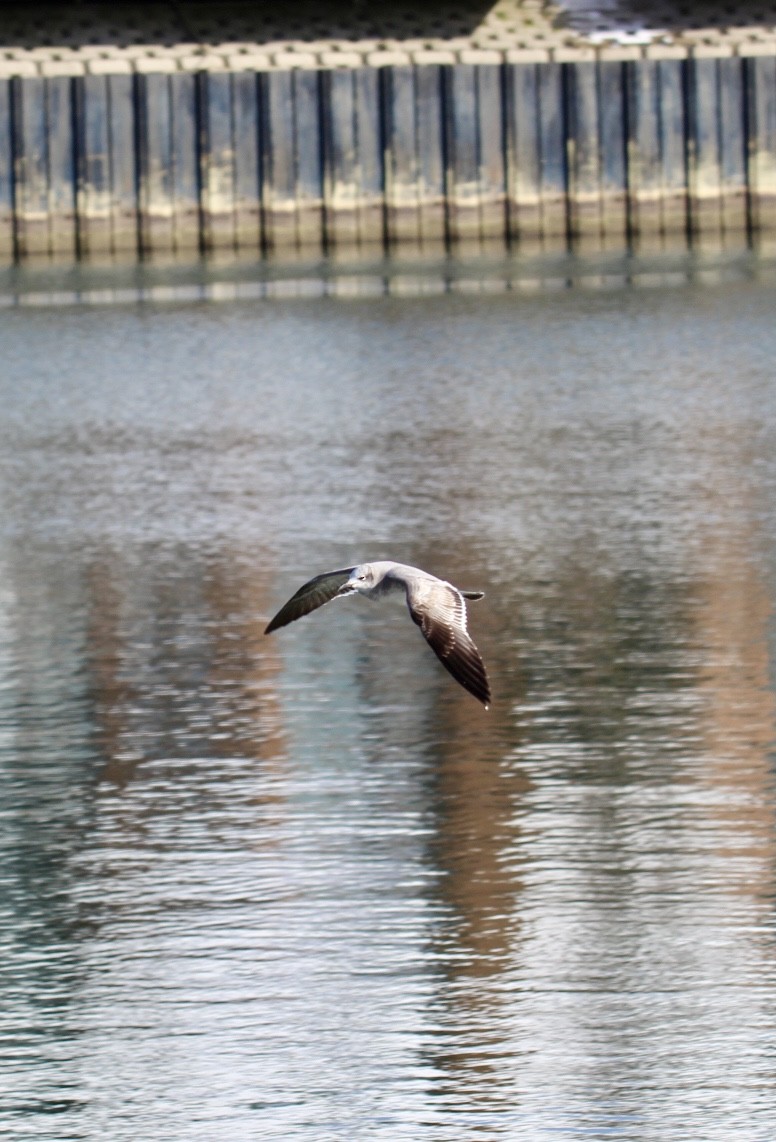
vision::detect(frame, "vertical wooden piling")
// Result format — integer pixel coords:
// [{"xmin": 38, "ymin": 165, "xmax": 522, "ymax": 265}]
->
[
  {"xmin": 500, "ymin": 59, "xmax": 571, "ymax": 250},
  {"xmin": 232, "ymin": 70, "xmax": 261, "ymax": 251},
  {"xmin": 476, "ymin": 64, "xmax": 506, "ymax": 246},
  {"xmin": 686, "ymin": 57, "xmax": 724, "ymax": 246},
  {"xmin": 13, "ymin": 76, "xmax": 50, "ymax": 257},
  {"xmin": 200, "ymin": 70, "xmax": 236, "ymax": 251},
  {"xmin": 322, "ymin": 68, "xmax": 360, "ymax": 250},
  {"xmin": 505, "ymin": 62, "xmax": 542, "ymax": 250},
  {"xmin": 261, "ymin": 70, "xmax": 296, "ymax": 252},
  {"xmin": 293, "ymin": 69, "xmax": 324, "ymax": 254},
  {"xmin": 718, "ymin": 57, "xmax": 747, "ymax": 239},
  {"xmin": 46, "ymin": 77, "xmax": 77, "ymax": 258},
  {"xmin": 384, "ymin": 63, "xmax": 446, "ymax": 252},
  {"xmin": 383, "ymin": 65, "xmax": 420, "ymax": 249},
  {"xmin": 627, "ymin": 54, "xmax": 688, "ymax": 248},
  {"xmin": 444, "ymin": 63, "xmax": 482, "ymax": 247},
  {"xmin": 354, "ymin": 68, "xmax": 383, "ymax": 249},
  {"xmin": 745, "ymin": 54, "xmax": 776, "ymax": 244},
  {"xmin": 0, "ymin": 79, "xmax": 14, "ymax": 261},
  {"xmin": 598, "ymin": 61, "xmax": 628, "ymax": 249},
  {"xmin": 415, "ymin": 65, "xmax": 447, "ymax": 250},
  {"xmin": 323, "ymin": 67, "xmax": 383, "ymax": 255},
  {"xmin": 657, "ymin": 58, "xmax": 688, "ymax": 244},
  {"xmin": 107, "ymin": 73, "xmax": 138, "ymax": 254},
  {"xmin": 537, "ymin": 63, "xmax": 568, "ymax": 248},
  {"xmin": 169, "ymin": 72, "xmax": 200, "ymax": 253},
  {"xmin": 626, "ymin": 59, "xmax": 662, "ymax": 246},
  {"xmin": 565, "ymin": 61, "xmax": 603, "ymax": 247},
  {"xmin": 136, "ymin": 72, "xmax": 174, "ymax": 253},
  {"xmin": 262, "ymin": 69, "xmax": 324, "ymax": 256},
  {"xmin": 77, "ymin": 74, "xmax": 112, "ymax": 256}
]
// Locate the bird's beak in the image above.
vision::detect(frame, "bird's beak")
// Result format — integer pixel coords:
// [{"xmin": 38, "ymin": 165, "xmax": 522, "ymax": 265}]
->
[{"xmin": 337, "ymin": 581, "xmax": 356, "ymax": 596}]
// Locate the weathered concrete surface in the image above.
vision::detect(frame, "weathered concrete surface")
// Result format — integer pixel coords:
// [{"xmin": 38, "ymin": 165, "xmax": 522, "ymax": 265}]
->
[
  {"xmin": 1, "ymin": 2, "xmax": 776, "ymax": 262},
  {"xmin": 1, "ymin": 2, "xmax": 776, "ymax": 77}
]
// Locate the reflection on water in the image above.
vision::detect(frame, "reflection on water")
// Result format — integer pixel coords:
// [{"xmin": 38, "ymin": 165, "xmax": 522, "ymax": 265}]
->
[
  {"xmin": 1, "ymin": 245, "xmax": 776, "ymax": 311},
  {"xmin": 1, "ymin": 275, "xmax": 776, "ymax": 1139}
]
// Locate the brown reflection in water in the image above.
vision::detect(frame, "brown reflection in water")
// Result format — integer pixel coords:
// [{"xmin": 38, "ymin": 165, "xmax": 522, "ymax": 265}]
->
[
  {"xmin": 201, "ymin": 558, "xmax": 287, "ymax": 762},
  {"xmin": 84, "ymin": 550, "xmax": 288, "ymax": 785},
  {"xmin": 84, "ymin": 560, "xmax": 133, "ymax": 786},
  {"xmin": 427, "ymin": 695, "xmax": 529, "ymax": 972},
  {"xmin": 416, "ymin": 548, "xmax": 709, "ymax": 1110},
  {"xmin": 401, "ymin": 551, "xmax": 530, "ymax": 1117},
  {"xmin": 694, "ymin": 517, "xmax": 776, "ymax": 891},
  {"xmin": 411, "ymin": 543, "xmax": 531, "ymax": 975},
  {"xmin": 343, "ymin": 539, "xmax": 530, "ymax": 976}
]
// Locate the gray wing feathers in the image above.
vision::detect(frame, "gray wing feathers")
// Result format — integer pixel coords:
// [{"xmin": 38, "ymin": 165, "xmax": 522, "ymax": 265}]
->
[
  {"xmin": 405, "ymin": 580, "xmax": 491, "ymax": 707},
  {"xmin": 265, "ymin": 567, "xmax": 355, "ymax": 634}
]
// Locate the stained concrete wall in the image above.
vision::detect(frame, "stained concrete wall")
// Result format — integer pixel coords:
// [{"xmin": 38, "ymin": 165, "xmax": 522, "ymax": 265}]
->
[{"xmin": 1, "ymin": 48, "xmax": 776, "ymax": 262}]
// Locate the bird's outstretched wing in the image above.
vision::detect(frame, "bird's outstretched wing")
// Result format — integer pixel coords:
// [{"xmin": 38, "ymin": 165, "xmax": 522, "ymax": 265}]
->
[
  {"xmin": 404, "ymin": 577, "xmax": 491, "ymax": 707},
  {"xmin": 265, "ymin": 567, "xmax": 355, "ymax": 634}
]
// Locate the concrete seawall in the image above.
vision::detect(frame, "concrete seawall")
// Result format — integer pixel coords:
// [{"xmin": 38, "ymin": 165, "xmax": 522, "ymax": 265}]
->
[{"xmin": 2, "ymin": 48, "xmax": 776, "ymax": 262}]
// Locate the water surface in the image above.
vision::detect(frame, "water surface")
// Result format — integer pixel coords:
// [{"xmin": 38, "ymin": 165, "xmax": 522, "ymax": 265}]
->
[{"xmin": 1, "ymin": 274, "xmax": 776, "ymax": 1140}]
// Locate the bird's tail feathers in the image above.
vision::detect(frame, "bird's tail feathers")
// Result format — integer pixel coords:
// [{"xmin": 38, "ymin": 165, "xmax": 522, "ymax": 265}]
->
[{"xmin": 461, "ymin": 590, "xmax": 485, "ymax": 601}]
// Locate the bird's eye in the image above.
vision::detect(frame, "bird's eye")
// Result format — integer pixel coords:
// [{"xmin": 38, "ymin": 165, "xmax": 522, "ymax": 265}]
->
[{"xmin": 358, "ymin": 574, "xmax": 367, "ymax": 581}]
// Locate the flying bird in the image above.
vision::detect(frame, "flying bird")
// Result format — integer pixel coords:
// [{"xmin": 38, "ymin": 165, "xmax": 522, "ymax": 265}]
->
[{"xmin": 265, "ymin": 561, "xmax": 491, "ymax": 707}]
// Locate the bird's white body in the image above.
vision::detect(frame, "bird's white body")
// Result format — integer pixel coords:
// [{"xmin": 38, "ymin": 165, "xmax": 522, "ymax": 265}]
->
[{"xmin": 346, "ymin": 561, "xmax": 442, "ymax": 597}]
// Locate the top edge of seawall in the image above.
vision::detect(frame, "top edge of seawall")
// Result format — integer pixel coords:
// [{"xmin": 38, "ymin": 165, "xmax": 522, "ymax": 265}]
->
[
  {"xmin": 2, "ymin": 1, "xmax": 776, "ymax": 77},
  {"xmin": 2, "ymin": 38, "xmax": 776, "ymax": 79}
]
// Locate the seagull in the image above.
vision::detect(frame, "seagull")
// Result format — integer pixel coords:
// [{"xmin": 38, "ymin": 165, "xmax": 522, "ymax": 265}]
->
[{"xmin": 265, "ymin": 561, "xmax": 491, "ymax": 707}]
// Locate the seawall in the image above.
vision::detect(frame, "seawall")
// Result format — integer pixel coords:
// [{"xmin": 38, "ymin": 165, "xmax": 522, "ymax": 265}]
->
[{"xmin": 2, "ymin": 22, "xmax": 776, "ymax": 262}]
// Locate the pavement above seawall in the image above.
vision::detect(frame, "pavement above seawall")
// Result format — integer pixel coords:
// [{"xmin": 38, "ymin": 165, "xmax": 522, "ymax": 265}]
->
[{"xmin": 1, "ymin": 0, "xmax": 776, "ymax": 77}]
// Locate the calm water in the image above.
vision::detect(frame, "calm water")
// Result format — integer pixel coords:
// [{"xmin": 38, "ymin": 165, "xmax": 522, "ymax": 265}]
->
[{"xmin": 1, "ymin": 271, "xmax": 776, "ymax": 1141}]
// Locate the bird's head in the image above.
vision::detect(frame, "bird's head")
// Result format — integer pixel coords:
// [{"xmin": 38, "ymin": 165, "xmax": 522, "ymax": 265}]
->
[{"xmin": 339, "ymin": 563, "xmax": 377, "ymax": 595}]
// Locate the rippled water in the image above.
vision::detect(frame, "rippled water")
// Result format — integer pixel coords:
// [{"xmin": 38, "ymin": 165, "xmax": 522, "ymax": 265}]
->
[{"xmin": 1, "ymin": 271, "xmax": 776, "ymax": 1140}]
